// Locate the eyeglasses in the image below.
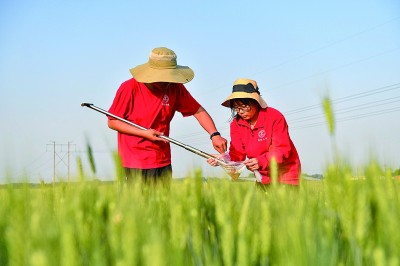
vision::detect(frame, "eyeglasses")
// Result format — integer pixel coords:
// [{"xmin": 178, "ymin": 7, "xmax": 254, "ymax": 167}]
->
[{"xmin": 233, "ymin": 105, "xmax": 251, "ymax": 113}]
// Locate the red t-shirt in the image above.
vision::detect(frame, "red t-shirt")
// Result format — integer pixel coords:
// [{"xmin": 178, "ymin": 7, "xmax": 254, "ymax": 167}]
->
[
  {"xmin": 229, "ymin": 107, "xmax": 301, "ymax": 185},
  {"xmin": 108, "ymin": 78, "xmax": 201, "ymax": 169}
]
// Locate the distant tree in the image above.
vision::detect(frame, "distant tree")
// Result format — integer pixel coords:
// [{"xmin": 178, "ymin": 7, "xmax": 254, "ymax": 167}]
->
[
  {"xmin": 311, "ymin": 174, "xmax": 323, "ymax": 179},
  {"xmin": 302, "ymin": 173, "xmax": 323, "ymax": 179},
  {"xmin": 393, "ymin": 168, "xmax": 400, "ymax": 176}
]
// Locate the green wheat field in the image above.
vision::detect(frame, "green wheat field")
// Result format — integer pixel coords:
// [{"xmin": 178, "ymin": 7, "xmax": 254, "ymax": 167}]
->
[
  {"xmin": 1, "ymin": 160, "xmax": 399, "ymax": 266},
  {"xmin": 1, "ymin": 102, "xmax": 400, "ymax": 266}
]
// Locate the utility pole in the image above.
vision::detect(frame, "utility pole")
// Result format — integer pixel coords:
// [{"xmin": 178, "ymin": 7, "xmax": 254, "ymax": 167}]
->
[
  {"xmin": 68, "ymin": 142, "xmax": 70, "ymax": 180},
  {"xmin": 47, "ymin": 141, "xmax": 76, "ymax": 182},
  {"xmin": 53, "ymin": 141, "xmax": 56, "ymax": 183},
  {"xmin": 68, "ymin": 141, "xmax": 73, "ymax": 180}
]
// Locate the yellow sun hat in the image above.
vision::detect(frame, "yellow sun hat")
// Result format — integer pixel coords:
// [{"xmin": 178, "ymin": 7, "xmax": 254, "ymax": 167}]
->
[
  {"xmin": 221, "ymin": 78, "xmax": 268, "ymax": 108},
  {"xmin": 129, "ymin": 47, "xmax": 194, "ymax": 84}
]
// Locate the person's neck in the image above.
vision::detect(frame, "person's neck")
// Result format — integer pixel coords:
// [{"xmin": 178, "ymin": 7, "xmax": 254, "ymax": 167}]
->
[
  {"xmin": 144, "ymin": 83, "xmax": 157, "ymax": 91},
  {"xmin": 249, "ymin": 115, "xmax": 258, "ymax": 129},
  {"xmin": 145, "ymin": 83, "xmax": 171, "ymax": 91}
]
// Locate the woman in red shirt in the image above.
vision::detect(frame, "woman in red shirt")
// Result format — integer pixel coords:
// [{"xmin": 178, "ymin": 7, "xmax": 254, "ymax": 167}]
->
[{"xmin": 209, "ymin": 78, "xmax": 301, "ymax": 186}]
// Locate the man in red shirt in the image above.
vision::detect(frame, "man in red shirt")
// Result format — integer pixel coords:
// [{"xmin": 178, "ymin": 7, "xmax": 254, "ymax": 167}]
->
[
  {"xmin": 108, "ymin": 47, "xmax": 227, "ymax": 183},
  {"xmin": 208, "ymin": 78, "xmax": 301, "ymax": 186}
]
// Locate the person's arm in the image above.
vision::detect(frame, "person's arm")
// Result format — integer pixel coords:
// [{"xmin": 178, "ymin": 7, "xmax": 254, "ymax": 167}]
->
[
  {"xmin": 108, "ymin": 119, "xmax": 164, "ymax": 142},
  {"xmin": 193, "ymin": 107, "xmax": 227, "ymax": 153}
]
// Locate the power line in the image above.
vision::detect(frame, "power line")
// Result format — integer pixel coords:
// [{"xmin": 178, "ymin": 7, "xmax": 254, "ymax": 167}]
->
[
  {"xmin": 10, "ymin": 151, "xmax": 50, "ymax": 180},
  {"xmin": 173, "ymin": 82, "xmax": 400, "ymax": 141},
  {"xmin": 270, "ymin": 46, "xmax": 400, "ymax": 92},
  {"xmin": 290, "ymin": 96, "xmax": 400, "ymax": 124},
  {"xmin": 198, "ymin": 16, "xmax": 400, "ymax": 97},
  {"xmin": 291, "ymin": 106, "xmax": 400, "ymax": 130},
  {"xmin": 249, "ymin": 16, "xmax": 400, "ymax": 79},
  {"xmin": 284, "ymin": 83, "xmax": 400, "ymax": 115},
  {"xmin": 19, "ymin": 150, "xmax": 48, "ymax": 170},
  {"xmin": 13, "ymin": 80, "xmax": 398, "ymax": 177}
]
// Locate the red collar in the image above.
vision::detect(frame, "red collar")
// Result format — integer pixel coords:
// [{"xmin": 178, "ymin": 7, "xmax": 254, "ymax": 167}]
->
[{"xmin": 236, "ymin": 107, "xmax": 267, "ymax": 129}]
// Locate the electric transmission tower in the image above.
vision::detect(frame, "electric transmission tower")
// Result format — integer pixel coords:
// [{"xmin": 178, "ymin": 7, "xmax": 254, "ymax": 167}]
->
[{"xmin": 46, "ymin": 141, "xmax": 76, "ymax": 182}]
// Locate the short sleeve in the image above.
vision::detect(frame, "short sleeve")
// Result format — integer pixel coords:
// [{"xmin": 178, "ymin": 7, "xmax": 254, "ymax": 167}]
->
[
  {"xmin": 175, "ymin": 84, "xmax": 201, "ymax": 117},
  {"xmin": 108, "ymin": 80, "xmax": 135, "ymax": 120}
]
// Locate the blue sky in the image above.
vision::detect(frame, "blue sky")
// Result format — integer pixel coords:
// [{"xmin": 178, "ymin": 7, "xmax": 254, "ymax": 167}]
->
[{"xmin": 1, "ymin": 0, "xmax": 400, "ymax": 182}]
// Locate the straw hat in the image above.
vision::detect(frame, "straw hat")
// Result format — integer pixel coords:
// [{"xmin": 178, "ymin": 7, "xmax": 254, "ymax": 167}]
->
[
  {"xmin": 129, "ymin": 47, "xmax": 194, "ymax": 84},
  {"xmin": 221, "ymin": 78, "xmax": 268, "ymax": 108}
]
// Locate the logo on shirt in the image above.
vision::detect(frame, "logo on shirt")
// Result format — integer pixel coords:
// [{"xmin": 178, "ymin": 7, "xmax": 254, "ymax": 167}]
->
[
  {"xmin": 258, "ymin": 129, "xmax": 267, "ymax": 142},
  {"xmin": 162, "ymin": 95, "xmax": 170, "ymax": 106}
]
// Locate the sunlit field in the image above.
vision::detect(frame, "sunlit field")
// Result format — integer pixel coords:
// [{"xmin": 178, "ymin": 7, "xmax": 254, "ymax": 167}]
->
[
  {"xmin": 1, "ymin": 99, "xmax": 399, "ymax": 266},
  {"xmin": 1, "ymin": 160, "xmax": 399, "ymax": 266}
]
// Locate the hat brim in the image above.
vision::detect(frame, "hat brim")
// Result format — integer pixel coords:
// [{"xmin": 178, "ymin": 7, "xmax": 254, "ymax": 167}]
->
[
  {"xmin": 130, "ymin": 63, "xmax": 194, "ymax": 84},
  {"xmin": 221, "ymin": 92, "xmax": 268, "ymax": 108}
]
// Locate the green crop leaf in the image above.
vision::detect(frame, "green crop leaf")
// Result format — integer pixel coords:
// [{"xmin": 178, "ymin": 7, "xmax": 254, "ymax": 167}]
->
[{"xmin": 322, "ymin": 96, "xmax": 335, "ymax": 136}]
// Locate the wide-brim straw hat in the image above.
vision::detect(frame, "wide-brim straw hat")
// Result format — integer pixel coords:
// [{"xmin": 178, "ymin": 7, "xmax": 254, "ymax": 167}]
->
[
  {"xmin": 129, "ymin": 47, "xmax": 194, "ymax": 84},
  {"xmin": 221, "ymin": 78, "xmax": 268, "ymax": 108}
]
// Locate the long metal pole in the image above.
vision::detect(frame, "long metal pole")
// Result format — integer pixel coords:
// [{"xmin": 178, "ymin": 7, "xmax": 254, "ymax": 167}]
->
[{"xmin": 81, "ymin": 103, "xmax": 228, "ymax": 167}]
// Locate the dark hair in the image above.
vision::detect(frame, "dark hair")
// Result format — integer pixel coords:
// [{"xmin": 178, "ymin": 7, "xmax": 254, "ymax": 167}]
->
[{"xmin": 228, "ymin": 98, "xmax": 260, "ymax": 122}]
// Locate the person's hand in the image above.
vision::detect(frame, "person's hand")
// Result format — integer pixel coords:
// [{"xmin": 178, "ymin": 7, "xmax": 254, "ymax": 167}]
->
[
  {"xmin": 142, "ymin": 129, "xmax": 166, "ymax": 142},
  {"xmin": 211, "ymin": 135, "xmax": 227, "ymax": 153},
  {"xmin": 243, "ymin": 158, "xmax": 259, "ymax": 172},
  {"xmin": 206, "ymin": 154, "xmax": 224, "ymax": 167},
  {"xmin": 207, "ymin": 157, "xmax": 218, "ymax": 167}
]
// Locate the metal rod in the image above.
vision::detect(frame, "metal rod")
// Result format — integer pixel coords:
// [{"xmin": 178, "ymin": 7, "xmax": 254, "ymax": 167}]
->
[{"xmin": 81, "ymin": 103, "xmax": 228, "ymax": 166}]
